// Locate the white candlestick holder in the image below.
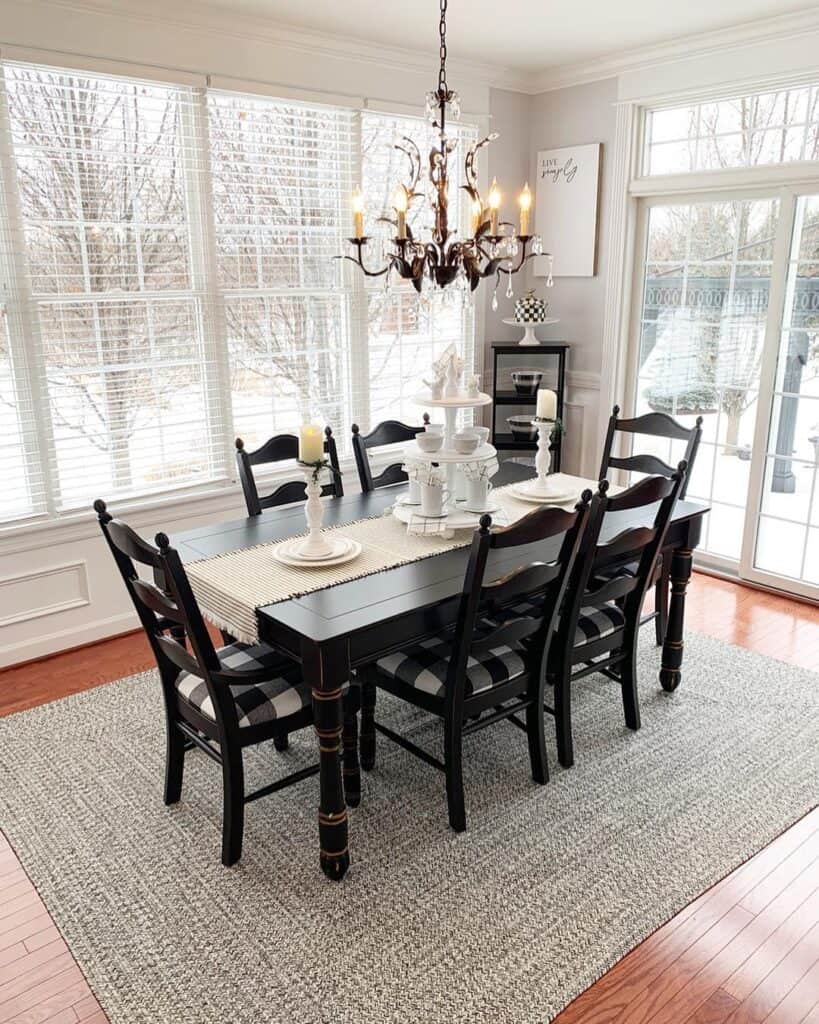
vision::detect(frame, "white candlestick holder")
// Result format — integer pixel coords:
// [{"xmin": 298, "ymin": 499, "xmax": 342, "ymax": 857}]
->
[
  {"xmin": 530, "ymin": 418, "xmax": 559, "ymax": 497},
  {"xmin": 296, "ymin": 465, "xmax": 335, "ymax": 559}
]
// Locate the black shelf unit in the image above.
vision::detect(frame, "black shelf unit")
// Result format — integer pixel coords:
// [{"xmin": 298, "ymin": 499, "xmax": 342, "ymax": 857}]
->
[{"xmin": 490, "ymin": 342, "xmax": 570, "ymax": 470}]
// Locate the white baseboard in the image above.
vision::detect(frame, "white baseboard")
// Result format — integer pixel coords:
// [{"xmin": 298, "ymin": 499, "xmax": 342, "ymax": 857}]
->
[{"xmin": 0, "ymin": 610, "xmax": 138, "ymax": 669}]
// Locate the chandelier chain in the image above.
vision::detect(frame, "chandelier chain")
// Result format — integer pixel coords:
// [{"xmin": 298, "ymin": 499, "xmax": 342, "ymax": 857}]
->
[{"xmin": 438, "ymin": 0, "xmax": 448, "ymax": 95}]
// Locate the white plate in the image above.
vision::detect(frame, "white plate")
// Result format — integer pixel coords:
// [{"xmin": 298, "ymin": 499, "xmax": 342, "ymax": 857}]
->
[
  {"xmin": 395, "ymin": 492, "xmax": 421, "ymax": 507},
  {"xmin": 272, "ymin": 536, "xmax": 362, "ymax": 568},
  {"xmin": 458, "ymin": 502, "xmax": 501, "ymax": 515},
  {"xmin": 509, "ymin": 483, "xmax": 577, "ymax": 505}
]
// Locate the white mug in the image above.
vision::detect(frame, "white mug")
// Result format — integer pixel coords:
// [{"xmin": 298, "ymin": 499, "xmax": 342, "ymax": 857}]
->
[
  {"xmin": 420, "ymin": 482, "xmax": 449, "ymax": 517},
  {"xmin": 466, "ymin": 477, "xmax": 493, "ymax": 510}
]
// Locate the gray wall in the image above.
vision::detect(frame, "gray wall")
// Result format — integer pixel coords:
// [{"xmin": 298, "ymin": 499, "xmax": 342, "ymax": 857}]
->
[
  {"xmin": 525, "ymin": 77, "xmax": 618, "ymax": 379},
  {"xmin": 484, "ymin": 79, "xmax": 617, "ymax": 476}
]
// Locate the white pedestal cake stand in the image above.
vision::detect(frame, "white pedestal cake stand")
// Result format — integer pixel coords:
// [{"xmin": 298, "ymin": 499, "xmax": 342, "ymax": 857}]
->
[
  {"xmin": 502, "ymin": 317, "xmax": 561, "ymax": 347},
  {"xmin": 399, "ymin": 391, "xmax": 496, "ymax": 529}
]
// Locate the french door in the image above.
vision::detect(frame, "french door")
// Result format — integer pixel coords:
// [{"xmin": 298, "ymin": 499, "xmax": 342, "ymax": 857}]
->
[{"xmin": 630, "ymin": 187, "xmax": 819, "ymax": 600}]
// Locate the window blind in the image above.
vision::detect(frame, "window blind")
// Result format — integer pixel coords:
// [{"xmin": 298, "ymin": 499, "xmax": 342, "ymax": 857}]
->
[
  {"xmin": 0, "ymin": 58, "xmax": 479, "ymax": 528},
  {"xmin": 207, "ymin": 90, "xmax": 357, "ymax": 455},
  {"xmin": 1, "ymin": 62, "xmax": 222, "ymax": 513}
]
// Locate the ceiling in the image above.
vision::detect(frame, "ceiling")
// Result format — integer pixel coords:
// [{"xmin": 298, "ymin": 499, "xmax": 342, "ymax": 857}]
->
[{"xmin": 186, "ymin": 0, "xmax": 819, "ymax": 73}]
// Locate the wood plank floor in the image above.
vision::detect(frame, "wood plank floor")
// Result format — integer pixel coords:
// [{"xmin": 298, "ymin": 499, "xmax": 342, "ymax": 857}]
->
[{"xmin": 1, "ymin": 572, "xmax": 817, "ymax": 1024}]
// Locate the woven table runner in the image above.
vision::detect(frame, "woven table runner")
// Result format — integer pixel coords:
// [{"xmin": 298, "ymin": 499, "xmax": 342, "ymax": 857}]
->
[{"xmin": 186, "ymin": 474, "xmax": 594, "ymax": 645}]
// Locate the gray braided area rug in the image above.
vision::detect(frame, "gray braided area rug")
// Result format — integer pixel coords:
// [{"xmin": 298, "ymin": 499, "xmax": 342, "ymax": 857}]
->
[{"xmin": 0, "ymin": 630, "xmax": 816, "ymax": 1024}]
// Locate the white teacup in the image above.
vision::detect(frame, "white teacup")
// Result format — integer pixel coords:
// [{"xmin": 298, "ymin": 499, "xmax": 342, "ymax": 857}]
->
[
  {"xmin": 471, "ymin": 425, "xmax": 490, "ymax": 446},
  {"xmin": 420, "ymin": 483, "xmax": 449, "ymax": 517},
  {"xmin": 466, "ymin": 477, "xmax": 493, "ymax": 510},
  {"xmin": 424, "ymin": 423, "xmax": 444, "ymax": 435}
]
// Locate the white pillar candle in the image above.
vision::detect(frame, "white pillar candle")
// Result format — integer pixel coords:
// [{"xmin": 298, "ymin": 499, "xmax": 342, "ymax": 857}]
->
[
  {"xmin": 536, "ymin": 388, "xmax": 557, "ymax": 420},
  {"xmin": 299, "ymin": 423, "xmax": 324, "ymax": 462}
]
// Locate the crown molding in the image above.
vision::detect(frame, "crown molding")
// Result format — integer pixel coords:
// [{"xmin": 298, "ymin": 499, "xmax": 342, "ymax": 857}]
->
[
  {"xmin": 22, "ymin": 0, "xmax": 533, "ymax": 93},
  {"xmin": 528, "ymin": 6, "xmax": 819, "ymax": 94}
]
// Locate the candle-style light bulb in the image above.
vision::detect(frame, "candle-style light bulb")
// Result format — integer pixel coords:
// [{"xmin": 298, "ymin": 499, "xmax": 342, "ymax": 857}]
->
[
  {"xmin": 394, "ymin": 185, "xmax": 408, "ymax": 240},
  {"xmin": 351, "ymin": 185, "xmax": 365, "ymax": 239},
  {"xmin": 518, "ymin": 181, "xmax": 532, "ymax": 236},
  {"xmin": 471, "ymin": 198, "xmax": 482, "ymax": 235},
  {"xmin": 488, "ymin": 177, "xmax": 501, "ymax": 236}
]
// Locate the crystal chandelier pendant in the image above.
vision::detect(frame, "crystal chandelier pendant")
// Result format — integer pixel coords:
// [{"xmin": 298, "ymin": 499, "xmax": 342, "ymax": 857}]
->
[
  {"xmin": 505, "ymin": 268, "xmax": 514, "ymax": 299},
  {"xmin": 491, "ymin": 289, "xmax": 498, "ymax": 312},
  {"xmin": 546, "ymin": 253, "xmax": 555, "ymax": 288}
]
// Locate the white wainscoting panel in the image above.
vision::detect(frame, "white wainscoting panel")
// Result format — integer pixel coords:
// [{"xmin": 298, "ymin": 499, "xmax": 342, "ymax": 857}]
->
[{"xmin": 0, "ymin": 560, "xmax": 89, "ymax": 628}]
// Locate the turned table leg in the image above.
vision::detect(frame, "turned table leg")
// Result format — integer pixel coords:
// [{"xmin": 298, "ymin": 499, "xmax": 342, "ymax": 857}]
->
[
  {"xmin": 303, "ymin": 638, "xmax": 351, "ymax": 881},
  {"xmin": 659, "ymin": 546, "xmax": 693, "ymax": 693}
]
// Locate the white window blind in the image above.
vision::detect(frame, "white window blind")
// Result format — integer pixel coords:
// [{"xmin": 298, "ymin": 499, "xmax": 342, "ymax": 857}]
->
[
  {"xmin": 1, "ymin": 62, "xmax": 222, "ymax": 513},
  {"xmin": 207, "ymin": 90, "xmax": 356, "ymax": 453},
  {"xmin": 0, "ymin": 58, "xmax": 479, "ymax": 528}
]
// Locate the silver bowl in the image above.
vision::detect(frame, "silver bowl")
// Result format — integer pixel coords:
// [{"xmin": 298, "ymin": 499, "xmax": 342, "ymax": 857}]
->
[{"xmin": 506, "ymin": 416, "xmax": 538, "ymax": 441}]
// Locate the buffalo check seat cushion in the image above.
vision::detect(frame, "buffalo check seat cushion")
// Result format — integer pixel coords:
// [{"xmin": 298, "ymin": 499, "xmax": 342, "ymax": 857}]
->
[
  {"xmin": 374, "ymin": 635, "xmax": 527, "ymax": 699},
  {"xmin": 479, "ymin": 599, "xmax": 626, "ymax": 648},
  {"xmin": 175, "ymin": 641, "xmax": 310, "ymax": 728}
]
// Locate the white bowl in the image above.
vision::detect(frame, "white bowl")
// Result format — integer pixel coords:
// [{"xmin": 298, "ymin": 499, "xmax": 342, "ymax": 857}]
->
[
  {"xmin": 416, "ymin": 432, "xmax": 444, "ymax": 453},
  {"xmin": 453, "ymin": 432, "xmax": 480, "ymax": 454}
]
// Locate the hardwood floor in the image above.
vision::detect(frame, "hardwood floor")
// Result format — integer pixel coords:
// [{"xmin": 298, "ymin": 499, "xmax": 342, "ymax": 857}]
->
[{"xmin": 0, "ymin": 573, "xmax": 817, "ymax": 1024}]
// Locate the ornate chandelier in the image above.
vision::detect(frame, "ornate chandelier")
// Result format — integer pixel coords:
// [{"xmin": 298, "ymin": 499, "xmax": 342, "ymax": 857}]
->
[{"xmin": 340, "ymin": 0, "xmax": 553, "ymax": 306}]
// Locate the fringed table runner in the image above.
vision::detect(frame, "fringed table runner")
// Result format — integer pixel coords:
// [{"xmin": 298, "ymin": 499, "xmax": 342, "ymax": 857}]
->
[{"xmin": 186, "ymin": 475, "xmax": 593, "ymax": 645}]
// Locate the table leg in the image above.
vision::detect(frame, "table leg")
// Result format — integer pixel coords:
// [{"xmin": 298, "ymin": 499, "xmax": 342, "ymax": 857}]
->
[
  {"xmin": 303, "ymin": 638, "xmax": 350, "ymax": 881},
  {"xmin": 659, "ymin": 546, "xmax": 693, "ymax": 693}
]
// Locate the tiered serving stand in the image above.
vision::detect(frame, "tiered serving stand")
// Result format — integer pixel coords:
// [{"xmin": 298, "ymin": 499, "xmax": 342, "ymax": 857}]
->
[{"xmin": 393, "ymin": 391, "xmax": 497, "ymax": 530}]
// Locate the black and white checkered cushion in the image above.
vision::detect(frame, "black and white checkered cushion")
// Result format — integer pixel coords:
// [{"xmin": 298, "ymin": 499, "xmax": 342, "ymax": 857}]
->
[
  {"xmin": 574, "ymin": 604, "xmax": 626, "ymax": 646},
  {"xmin": 175, "ymin": 642, "xmax": 309, "ymax": 728},
  {"xmin": 375, "ymin": 635, "xmax": 526, "ymax": 699},
  {"xmin": 480, "ymin": 598, "xmax": 625, "ymax": 648}
]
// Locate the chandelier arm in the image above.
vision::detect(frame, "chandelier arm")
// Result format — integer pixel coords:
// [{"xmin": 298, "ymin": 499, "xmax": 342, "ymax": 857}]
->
[{"xmin": 336, "ymin": 252, "xmax": 390, "ymax": 278}]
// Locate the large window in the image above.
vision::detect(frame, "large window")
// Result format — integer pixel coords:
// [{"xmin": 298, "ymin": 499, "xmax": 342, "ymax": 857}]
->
[{"xmin": 0, "ymin": 61, "xmax": 478, "ymax": 525}]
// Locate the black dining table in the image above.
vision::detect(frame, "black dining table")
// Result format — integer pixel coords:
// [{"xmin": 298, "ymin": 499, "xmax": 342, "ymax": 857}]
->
[{"xmin": 173, "ymin": 462, "xmax": 708, "ymax": 881}]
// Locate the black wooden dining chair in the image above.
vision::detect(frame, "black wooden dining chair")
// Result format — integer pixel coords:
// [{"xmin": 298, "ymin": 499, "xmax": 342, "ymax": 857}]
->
[
  {"xmin": 545, "ymin": 466, "xmax": 687, "ymax": 768},
  {"xmin": 598, "ymin": 406, "xmax": 702, "ymax": 643},
  {"xmin": 94, "ymin": 499, "xmax": 359, "ymax": 867},
  {"xmin": 235, "ymin": 426, "xmax": 343, "ymax": 516},
  {"xmin": 358, "ymin": 497, "xmax": 591, "ymax": 832},
  {"xmin": 351, "ymin": 416, "xmax": 430, "ymax": 493}
]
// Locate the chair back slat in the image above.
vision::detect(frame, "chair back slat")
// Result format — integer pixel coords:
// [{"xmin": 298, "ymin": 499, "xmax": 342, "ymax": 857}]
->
[
  {"xmin": 489, "ymin": 504, "xmax": 579, "ymax": 549},
  {"xmin": 106, "ymin": 519, "xmax": 163, "ymax": 570},
  {"xmin": 482, "ymin": 561, "xmax": 561, "ymax": 609},
  {"xmin": 607, "ymin": 453, "xmax": 676, "ymax": 478},
  {"xmin": 156, "ymin": 633, "xmax": 205, "ymax": 678},
  {"xmin": 236, "ymin": 427, "xmax": 342, "ymax": 516},
  {"xmin": 132, "ymin": 578, "xmax": 184, "ymax": 623},
  {"xmin": 443, "ymin": 495, "xmax": 592, "ymax": 710},
  {"xmin": 599, "ymin": 405, "xmax": 703, "ymax": 499},
  {"xmin": 594, "ymin": 525, "xmax": 657, "ymax": 566},
  {"xmin": 612, "ymin": 411, "xmax": 695, "ymax": 441},
  {"xmin": 351, "ymin": 416, "xmax": 430, "ymax": 493},
  {"xmin": 583, "ymin": 572, "xmax": 641, "ymax": 607},
  {"xmin": 605, "ymin": 473, "xmax": 676, "ymax": 512}
]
